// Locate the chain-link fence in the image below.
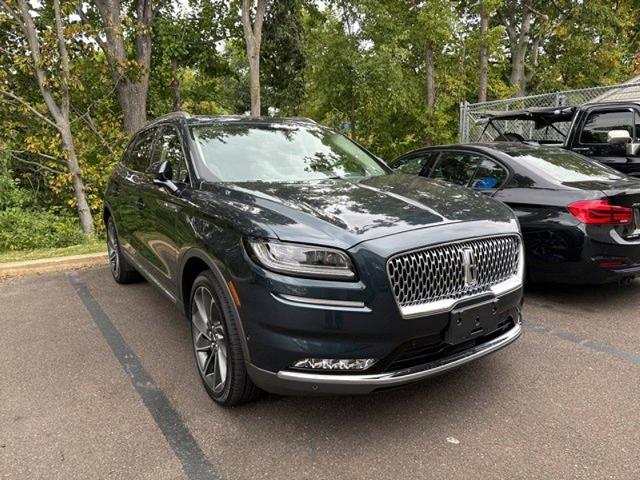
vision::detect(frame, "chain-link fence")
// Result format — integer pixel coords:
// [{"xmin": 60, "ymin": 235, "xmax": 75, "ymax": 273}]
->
[{"xmin": 459, "ymin": 80, "xmax": 640, "ymax": 143}]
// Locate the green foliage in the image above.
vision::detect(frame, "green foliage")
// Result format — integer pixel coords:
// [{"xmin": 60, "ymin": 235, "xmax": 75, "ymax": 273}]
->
[
  {"xmin": 0, "ymin": 158, "xmax": 84, "ymax": 251},
  {"xmin": 0, "ymin": 209, "xmax": 85, "ymax": 251},
  {"xmin": 262, "ymin": 0, "xmax": 306, "ymax": 114},
  {"xmin": 0, "ymin": 159, "xmax": 32, "ymax": 210},
  {"xmin": 1, "ymin": 0, "xmax": 639, "ymax": 253}
]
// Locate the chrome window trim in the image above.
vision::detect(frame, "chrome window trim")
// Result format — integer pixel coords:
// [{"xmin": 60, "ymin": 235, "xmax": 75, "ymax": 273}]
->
[{"xmin": 387, "ymin": 234, "xmax": 524, "ymax": 319}]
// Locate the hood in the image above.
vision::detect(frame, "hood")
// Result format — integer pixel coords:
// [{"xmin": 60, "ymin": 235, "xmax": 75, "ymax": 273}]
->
[{"xmin": 198, "ymin": 174, "xmax": 514, "ymax": 248}]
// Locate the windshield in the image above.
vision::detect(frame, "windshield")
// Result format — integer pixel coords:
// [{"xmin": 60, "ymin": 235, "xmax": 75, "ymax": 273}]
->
[
  {"xmin": 190, "ymin": 123, "xmax": 387, "ymax": 182},
  {"xmin": 511, "ymin": 149, "xmax": 627, "ymax": 183}
]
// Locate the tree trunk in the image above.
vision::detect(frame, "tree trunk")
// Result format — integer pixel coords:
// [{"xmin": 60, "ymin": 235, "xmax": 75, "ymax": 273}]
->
[
  {"xmin": 478, "ymin": 7, "xmax": 489, "ymax": 103},
  {"xmin": 59, "ymin": 126, "xmax": 94, "ymax": 235},
  {"xmin": 171, "ymin": 58, "xmax": 181, "ymax": 111},
  {"xmin": 248, "ymin": 53, "xmax": 261, "ymax": 116},
  {"xmin": 509, "ymin": 45, "xmax": 527, "ymax": 96},
  {"xmin": 89, "ymin": 0, "xmax": 153, "ymax": 135},
  {"xmin": 116, "ymin": 81, "xmax": 148, "ymax": 133},
  {"xmin": 426, "ymin": 42, "xmax": 435, "ymax": 109},
  {"xmin": 241, "ymin": 0, "xmax": 267, "ymax": 118}
]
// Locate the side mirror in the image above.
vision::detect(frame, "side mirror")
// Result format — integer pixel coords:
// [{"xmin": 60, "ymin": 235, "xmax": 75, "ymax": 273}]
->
[
  {"xmin": 153, "ymin": 160, "xmax": 179, "ymax": 193},
  {"xmin": 607, "ymin": 130, "xmax": 632, "ymax": 145}
]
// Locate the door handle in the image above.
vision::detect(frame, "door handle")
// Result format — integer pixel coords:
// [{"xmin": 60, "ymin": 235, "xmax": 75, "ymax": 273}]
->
[{"xmin": 135, "ymin": 198, "xmax": 145, "ymax": 209}]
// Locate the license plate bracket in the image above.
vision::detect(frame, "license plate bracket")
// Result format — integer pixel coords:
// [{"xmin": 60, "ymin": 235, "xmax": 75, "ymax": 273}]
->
[{"xmin": 445, "ymin": 299, "xmax": 501, "ymax": 345}]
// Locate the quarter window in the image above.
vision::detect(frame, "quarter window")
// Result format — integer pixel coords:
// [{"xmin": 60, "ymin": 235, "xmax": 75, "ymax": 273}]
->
[
  {"xmin": 125, "ymin": 128, "xmax": 156, "ymax": 172},
  {"xmin": 470, "ymin": 158, "xmax": 508, "ymax": 190}
]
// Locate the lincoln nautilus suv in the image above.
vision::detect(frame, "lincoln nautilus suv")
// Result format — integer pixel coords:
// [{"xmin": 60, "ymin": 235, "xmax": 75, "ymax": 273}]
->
[{"xmin": 104, "ymin": 112, "xmax": 524, "ymax": 406}]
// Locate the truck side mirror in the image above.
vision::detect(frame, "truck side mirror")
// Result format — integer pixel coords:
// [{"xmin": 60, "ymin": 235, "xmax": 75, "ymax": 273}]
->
[{"xmin": 607, "ymin": 130, "xmax": 632, "ymax": 145}]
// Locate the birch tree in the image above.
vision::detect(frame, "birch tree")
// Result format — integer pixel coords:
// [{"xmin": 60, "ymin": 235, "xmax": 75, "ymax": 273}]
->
[{"xmin": 0, "ymin": 0, "xmax": 95, "ymax": 235}]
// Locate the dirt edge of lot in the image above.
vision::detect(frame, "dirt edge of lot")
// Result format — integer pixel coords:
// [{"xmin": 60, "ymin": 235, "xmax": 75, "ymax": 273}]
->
[{"xmin": 0, "ymin": 252, "xmax": 108, "ymax": 280}]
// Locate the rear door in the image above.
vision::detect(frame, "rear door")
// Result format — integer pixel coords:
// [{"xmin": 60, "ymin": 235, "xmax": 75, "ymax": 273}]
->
[
  {"xmin": 428, "ymin": 150, "xmax": 509, "ymax": 196},
  {"xmin": 115, "ymin": 127, "xmax": 156, "ymax": 261},
  {"xmin": 570, "ymin": 107, "xmax": 640, "ymax": 175}
]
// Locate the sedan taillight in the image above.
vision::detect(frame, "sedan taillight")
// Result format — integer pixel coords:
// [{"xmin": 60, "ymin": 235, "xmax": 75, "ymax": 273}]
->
[{"xmin": 567, "ymin": 199, "xmax": 633, "ymax": 225}]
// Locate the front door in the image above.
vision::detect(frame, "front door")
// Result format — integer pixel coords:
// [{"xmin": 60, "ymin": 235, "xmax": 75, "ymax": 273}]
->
[
  {"xmin": 572, "ymin": 108, "xmax": 640, "ymax": 175},
  {"xmin": 138, "ymin": 126, "xmax": 193, "ymax": 297}
]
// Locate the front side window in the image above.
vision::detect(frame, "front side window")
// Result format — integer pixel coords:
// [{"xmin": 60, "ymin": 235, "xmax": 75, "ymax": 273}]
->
[
  {"xmin": 125, "ymin": 128, "xmax": 155, "ymax": 172},
  {"xmin": 580, "ymin": 110, "xmax": 636, "ymax": 154},
  {"xmin": 431, "ymin": 151, "xmax": 481, "ymax": 186},
  {"xmin": 394, "ymin": 154, "xmax": 431, "ymax": 175},
  {"xmin": 151, "ymin": 127, "xmax": 190, "ymax": 184},
  {"xmin": 190, "ymin": 124, "xmax": 387, "ymax": 182}
]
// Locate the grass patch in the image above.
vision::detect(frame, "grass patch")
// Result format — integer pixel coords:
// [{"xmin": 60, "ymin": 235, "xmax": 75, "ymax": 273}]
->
[{"xmin": 0, "ymin": 239, "xmax": 106, "ymax": 264}]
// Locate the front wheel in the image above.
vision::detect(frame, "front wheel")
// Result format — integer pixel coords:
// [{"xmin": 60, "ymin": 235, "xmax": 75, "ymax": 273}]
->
[{"xmin": 189, "ymin": 271, "xmax": 262, "ymax": 406}]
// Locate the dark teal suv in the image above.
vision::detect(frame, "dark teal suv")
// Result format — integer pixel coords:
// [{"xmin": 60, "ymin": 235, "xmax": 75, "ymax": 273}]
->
[{"xmin": 104, "ymin": 112, "xmax": 524, "ymax": 406}]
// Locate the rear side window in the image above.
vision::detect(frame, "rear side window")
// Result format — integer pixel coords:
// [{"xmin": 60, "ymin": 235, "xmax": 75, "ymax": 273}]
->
[
  {"xmin": 124, "ymin": 128, "xmax": 156, "ymax": 172},
  {"xmin": 470, "ymin": 158, "xmax": 508, "ymax": 190},
  {"xmin": 431, "ymin": 151, "xmax": 481, "ymax": 186},
  {"xmin": 580, "ymin": 110, "xmax": 636, "ymax": 144},
  {"xmin": 512, "ymin": 149, "xmax": 626, "ymax": 183}
]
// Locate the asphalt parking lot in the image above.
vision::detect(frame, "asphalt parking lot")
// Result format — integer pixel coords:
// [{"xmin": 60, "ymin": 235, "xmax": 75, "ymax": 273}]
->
[{"xmin": 1, "ymin": 267, "xmax": 639, "ymax": 479}]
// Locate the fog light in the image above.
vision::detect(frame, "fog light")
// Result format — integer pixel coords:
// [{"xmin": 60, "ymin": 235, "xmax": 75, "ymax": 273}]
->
[{"xmin": 292, "ymin": 358, "xmax": 377, "ymax": 371}]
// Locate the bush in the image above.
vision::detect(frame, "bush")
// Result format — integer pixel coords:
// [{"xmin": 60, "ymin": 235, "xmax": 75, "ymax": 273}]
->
[{"xmin": 0, "ymin": 208, "xmax": 85, "ymax": 251}]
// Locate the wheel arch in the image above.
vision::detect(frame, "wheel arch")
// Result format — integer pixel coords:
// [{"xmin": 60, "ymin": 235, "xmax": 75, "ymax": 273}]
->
[{"xmin": 179, "ymin": 248, "xmax": 252, "ymax": 363}]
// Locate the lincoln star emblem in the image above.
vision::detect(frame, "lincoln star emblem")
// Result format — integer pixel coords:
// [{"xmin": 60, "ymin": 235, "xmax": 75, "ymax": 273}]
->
[{"xmin": 462, "ymin": 248, "xmax": 478, "ymax": 287}]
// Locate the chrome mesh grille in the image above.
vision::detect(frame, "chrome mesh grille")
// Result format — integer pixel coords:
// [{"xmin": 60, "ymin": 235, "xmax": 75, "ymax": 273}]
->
[{"xmin": 387, "ymin": 235, "xmax": 520, "ymax": 309}]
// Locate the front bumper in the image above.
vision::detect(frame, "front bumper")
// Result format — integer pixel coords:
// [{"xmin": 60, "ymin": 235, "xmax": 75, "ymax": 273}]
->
[
  {"xmin": 247, "ymin": 318, "xmax": 522, "ymax": 396},
  {"xmin": 233, "ymin": 222, "xmax": 525, "ymax": 395}
]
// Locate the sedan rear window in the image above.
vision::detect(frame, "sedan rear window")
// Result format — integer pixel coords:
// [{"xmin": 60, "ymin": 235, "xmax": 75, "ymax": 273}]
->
[
  {"xmin": 512, "ymin": 149, "xmax": 626, "ymax": 183},
  {"xmin": 190, "ymin": 124, "xmax": 386, "ymax": 182}
]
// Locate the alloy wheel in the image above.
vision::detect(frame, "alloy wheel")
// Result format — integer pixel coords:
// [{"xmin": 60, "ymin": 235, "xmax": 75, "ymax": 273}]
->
[
  {"xmin": 107, "ymin": 220, "xmax": 120, "ymax": 278},
  {"xmin": 191, "ymin": 286, "xmax": 228, "ymax": 394}
]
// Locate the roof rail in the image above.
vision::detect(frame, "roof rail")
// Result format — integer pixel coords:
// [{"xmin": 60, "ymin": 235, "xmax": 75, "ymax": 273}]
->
[{"xmin": 147, "ymin": 111, "xmax": 191, "ymax": 126}]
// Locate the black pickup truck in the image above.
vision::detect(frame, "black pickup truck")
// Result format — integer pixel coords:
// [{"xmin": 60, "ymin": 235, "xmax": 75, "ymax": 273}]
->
[{"xmin": 477, "ymin": 101, "xmax": 640, "ymax": 177}]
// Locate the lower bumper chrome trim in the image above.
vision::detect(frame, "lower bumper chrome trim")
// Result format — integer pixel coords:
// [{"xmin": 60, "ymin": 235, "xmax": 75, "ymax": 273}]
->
[{"xmin": 276, "ymin": 321, "xmax": 522, "ymax": 386}]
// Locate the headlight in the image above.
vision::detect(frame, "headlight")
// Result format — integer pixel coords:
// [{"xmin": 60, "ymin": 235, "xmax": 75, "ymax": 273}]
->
[{"xmin": 245, "ymin": 238, "xmax": 356, "ymax": 280}]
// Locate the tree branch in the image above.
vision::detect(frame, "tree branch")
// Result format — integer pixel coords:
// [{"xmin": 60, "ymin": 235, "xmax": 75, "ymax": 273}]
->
[
  {"xmin": 9, "ymin": 149, "xmax": 67, "ymax": 165},
  {"xmin": 74, "ymin": 3, "xmax": 117, "ymax": 71},
  {"xmin": 15, "ymin": 0, "xmax": 64, "ymax": 123},
  {"xmin": 8, "ymin": 153, "xmax": 67, "ymax": 175},
  {"xmin": 0, "ymin": 0, "xmax": 22, "ymax": 25},
  {"xmin": 0, "ymin": 90, "xmax": 58, "ymax": 130},
  {"xmin": 70, "ymin": 102, "xmax": 117, "ymax": 156},
  {"xmin": 53, "ymin": 0, "xmax": 70, "ymax": 116}
]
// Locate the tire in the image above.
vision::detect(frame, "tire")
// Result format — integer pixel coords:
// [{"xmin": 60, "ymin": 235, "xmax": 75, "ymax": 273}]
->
[
  {"xmin": 106, "ymin": 216, "xmax": 142, "ymax": 284},
  {"xmin": 189, "ymin": 271, "xmax": 263, "ymax": 406}
]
